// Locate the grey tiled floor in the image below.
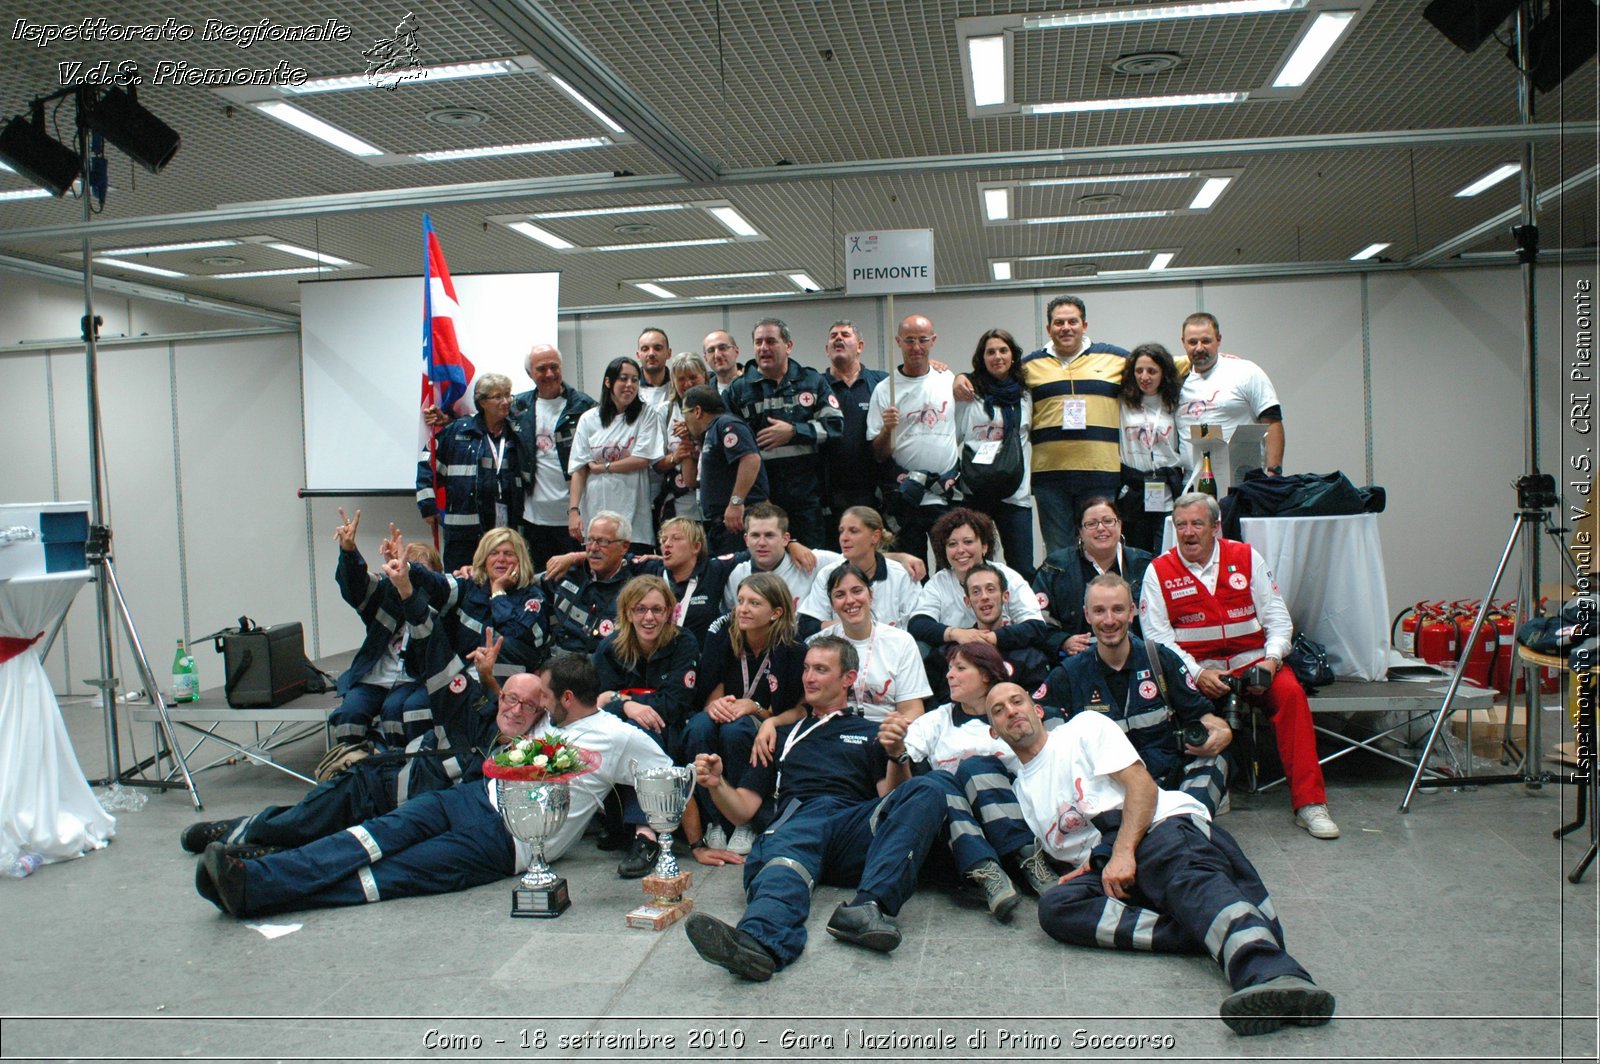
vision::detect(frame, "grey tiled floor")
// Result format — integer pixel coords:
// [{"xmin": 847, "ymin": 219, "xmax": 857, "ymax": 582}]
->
[{"xmin": 2, "ymin": 699, "xmax": 1596, "ymax": 1063}]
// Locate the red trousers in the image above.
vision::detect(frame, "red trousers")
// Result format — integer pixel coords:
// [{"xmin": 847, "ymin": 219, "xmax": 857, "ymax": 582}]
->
[{"xmin": 1246, "ymin": 667, "xmax": 1326, "ymax": 810}]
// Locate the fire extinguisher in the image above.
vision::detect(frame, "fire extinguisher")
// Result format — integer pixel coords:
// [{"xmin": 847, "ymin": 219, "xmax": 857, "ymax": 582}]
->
[
  {"xmin": 1454, "ymin": 600, "xmax": 1498, "ymax": 688},
  {"xmin": 1416, "ymin": 603, "xmax": 1460, "ymax": 668},
  {"xmin": 1393, "ymin": 602, "xmax": 1426, "ymax": 657},
  {"xmin": 1485, "ymin": 600, "xmax": 1519, "ymax": 693}
]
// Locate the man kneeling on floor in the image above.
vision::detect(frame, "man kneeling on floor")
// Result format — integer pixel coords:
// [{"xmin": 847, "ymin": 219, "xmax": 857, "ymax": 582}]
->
[
  {"xmin": 685, "ymin": 635, "xmax": 949, "ymax": 981},
  {"xmin": 195, "ymin": 655, "xmax": 669, "ymax": 917},
  {"xmin": 983, "ymin": 680, "xmax": 1334, "ymax": 1036}
]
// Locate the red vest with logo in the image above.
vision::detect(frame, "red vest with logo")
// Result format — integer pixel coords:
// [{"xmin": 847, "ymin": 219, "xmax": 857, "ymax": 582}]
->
[{"xmin": 1152, "ymin": 539, "xmax": 1266, "ymax": 671}]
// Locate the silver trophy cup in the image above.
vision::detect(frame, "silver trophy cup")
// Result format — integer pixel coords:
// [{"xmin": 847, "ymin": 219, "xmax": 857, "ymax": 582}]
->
[
  {"xmin": 630, "ymin": 761, "xmax": 695, "ymax": 882},
  {"xmin": 496, "ymin": 777, "xmax": 573, "ymax": 917}
]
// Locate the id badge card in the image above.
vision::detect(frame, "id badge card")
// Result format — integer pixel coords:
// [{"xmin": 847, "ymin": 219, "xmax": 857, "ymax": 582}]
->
[
  {"xmin": 971, "ymin": 440, "xmax": 1002, "ymax": 465},
  {"xmin": 495, "ymin": 502, "xmax": 508, "ymax": 529},
  {"xmin": 1061, "ymin": 397, "xmax": 1088, "ymax": 431},
  {"xmin": 1144, "ymin": 480, "xmax": 1171, "ymax": 513}
]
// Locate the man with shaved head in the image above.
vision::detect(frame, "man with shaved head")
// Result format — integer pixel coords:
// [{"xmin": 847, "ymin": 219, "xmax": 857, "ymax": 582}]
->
[
  {"xmin": 984, "ymin": 681, "xmax": 1333, "ymax": 1037},
  {"xmin": 869, "ymin": 314, "xmax": 959, "ymax": 563},
  {"xmin": 510, "ymin": 344, "xmax": 595, "ymax": 570}
]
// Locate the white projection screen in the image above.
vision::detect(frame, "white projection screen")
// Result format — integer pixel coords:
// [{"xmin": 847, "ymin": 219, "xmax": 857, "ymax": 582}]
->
[{"xmin": 300, "ymin": 272, "xmax": 559, "ymax": 491}]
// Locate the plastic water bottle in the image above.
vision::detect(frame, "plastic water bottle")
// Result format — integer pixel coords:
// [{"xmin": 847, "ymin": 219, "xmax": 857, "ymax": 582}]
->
[
  {"xmin": 6, "ymin": 852, "xmax": 43, "ymax": 878},
  {"xmin": 172, "ymin": 639, "xmax": 199, "ymax": 703}
]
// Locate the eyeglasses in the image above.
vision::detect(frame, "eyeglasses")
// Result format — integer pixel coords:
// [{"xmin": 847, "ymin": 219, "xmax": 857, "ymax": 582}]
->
[
  {"xmin": 631, "ymin": 605, "xmax": 669, "ymax": 617},
  {"xmin": 586, "ymin": 536, "xmax": 621, "ymax": 548},
  {"xmin": 898, "ymin": 335, "xmax": 936, "ymax": 346},
  {"xmin": 481, "ymin": 392, "xmax": 512, "ymax": 403},
  {"xmin": 1080, "ymin": 517, "xmax": 1120, "ymax": 530},
  {"xmin": 499, "ymin": 693, "xmax": 539, "ymax": 711}
]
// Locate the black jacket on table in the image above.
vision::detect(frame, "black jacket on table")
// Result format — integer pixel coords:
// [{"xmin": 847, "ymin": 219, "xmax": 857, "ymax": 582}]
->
[{"xmin": 592, "ymin": 630, "xmax": 701, "ymax": 733}]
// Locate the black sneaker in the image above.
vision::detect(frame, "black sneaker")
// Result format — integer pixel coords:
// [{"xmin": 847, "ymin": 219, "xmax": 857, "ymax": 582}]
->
[
  {"xmin": 180, "ymin": 817, "xmax": 244, "ymax": 854},
  {"xmin": 199, "ymin": 843, "xmax": 249, "ymax": 917},
  {"xmin": 825, "ymin": 900, "xmax": 901, "ymax": 953},
  {"xmin": 1220, "ymin": 975, "xmax": 1336, "ymax": 1036},
  {"xmin": 616, "ymin": 834, "xmax": 660, "ymax": 879},
  {"xmin": 684, "ymin": 913, "xmax": 776, "ymax": 981},
  {"xmin": 217, "ymin": 843, "xmax": 283, "ymax": 860},
  {"xmin": 967, "ymin": 859, "xmax": 1021, "ymax": 923}
]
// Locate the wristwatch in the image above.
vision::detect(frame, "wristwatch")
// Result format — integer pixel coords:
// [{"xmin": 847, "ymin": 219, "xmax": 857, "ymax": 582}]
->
[
  {"xmin": 728, "ymin": 495, "xmax": 744, "ymax": 506},
  {"xmin": 893, "ymin": 752, "xmax": 913, "ymax": 765},
  {"xmin": 1266, "ymin": 465, "xmax": 1283, "ymax": 475}
]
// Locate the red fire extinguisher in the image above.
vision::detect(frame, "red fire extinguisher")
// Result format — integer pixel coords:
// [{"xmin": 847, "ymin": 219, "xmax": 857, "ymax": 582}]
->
[
  {"xmin": 1416, "ymin": 603, "xmax": 1460, "ymax": 668},
  {"xmin": 1454, "ymin": 600, "xmax": 1499, "ymax": 688}
]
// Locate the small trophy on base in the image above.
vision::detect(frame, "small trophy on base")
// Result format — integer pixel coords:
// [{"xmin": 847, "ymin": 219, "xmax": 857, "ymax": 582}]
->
[
  {"xmin": 627, "ymin": 761, "xmax": 696, "ymax": 930},
  {"xmin": 495, "ymin": 777, "xmax": 572, "ymax": 918}
]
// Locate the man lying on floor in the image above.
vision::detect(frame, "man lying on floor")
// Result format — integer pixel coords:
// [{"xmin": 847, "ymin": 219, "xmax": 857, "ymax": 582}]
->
[{"xmin": 195, "ymin": 654, "xmax": 669, "ymax": 917}]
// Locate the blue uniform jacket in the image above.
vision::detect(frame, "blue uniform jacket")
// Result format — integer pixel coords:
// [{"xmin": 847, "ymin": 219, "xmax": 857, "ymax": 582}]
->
[
  {"xmin": 415, "ymin": 413, "xmax": 524, "ymax": 539},
  {"xmin": 593, "ymin": 630, "xmax": 701, "ymax": 731},
  {"xmin": 508, "ymin": 383, "xmax": 595, "ymax": 504}
]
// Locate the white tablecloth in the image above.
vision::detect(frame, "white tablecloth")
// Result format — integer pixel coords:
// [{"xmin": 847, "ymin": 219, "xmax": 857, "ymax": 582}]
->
[
  {"xmin": 1163, "ymin": 514, "xmax": 1391, "ymax": 681},
  {"xmin": 0, "ymin": 572, "xmax": 116, "ymax": 862}
]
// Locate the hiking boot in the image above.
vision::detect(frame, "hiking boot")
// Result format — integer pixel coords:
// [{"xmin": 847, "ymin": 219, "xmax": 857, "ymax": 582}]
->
[
  {"xmin": 825, "ymin": 899, "xmax": 901, "ymax": 953},
  {"xmin": 967, "ymin": 859, "xmax": 1021, "ymax": 922},
  {"xmin": 1220, "ymin": 975, "xmax": 1336, "ymax": 1036}
]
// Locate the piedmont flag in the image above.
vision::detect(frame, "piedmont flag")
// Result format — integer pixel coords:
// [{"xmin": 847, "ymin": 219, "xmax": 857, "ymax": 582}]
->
[{"xmin": 420, "ymin": 213, "xmax": 477, "ymax": 518}]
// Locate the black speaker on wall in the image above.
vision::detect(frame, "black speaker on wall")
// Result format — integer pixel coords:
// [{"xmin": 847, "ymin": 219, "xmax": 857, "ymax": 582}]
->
[
  {"xmin": 1423, "ymin": 0, "xmax": 1524, "ymax": 52},
  {"xmin": 1518, "ymin": 0, "xmax": 1599, "ymax": 92}
]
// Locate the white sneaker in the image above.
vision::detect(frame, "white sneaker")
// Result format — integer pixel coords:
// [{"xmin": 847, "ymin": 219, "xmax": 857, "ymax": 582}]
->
[
  {"xmin": 702, "ymin": 824, "xmax": 727, "ymax": 851},
  {"xmin": 727, "ymin": 824, "xmax": 757, "ymax": 855},
  {"xmin": 1293, "ymin": 803, "xmax": 1340, "ymax": 839}
]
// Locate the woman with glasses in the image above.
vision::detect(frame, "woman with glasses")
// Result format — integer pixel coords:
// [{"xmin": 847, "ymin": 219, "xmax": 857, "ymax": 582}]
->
[
  {"xmin": 593, "ymin": 574, "xmax": 699, "ymax": 760},
  {"xmin": 1117, "ymin": 342, "xmax": 1189, "ymax": 554},
  {"xmin": 1030, "ymin": 496, "xmax": 1153, "ymax": 657},
  {"xmin": 684, "ymin": 572, "xmax": 807, "ymax": 859},
  {"xmin": 569, "ymin": 357, "xmax": 664, "ymax": 552},
  {"xmin": 416, "ymin": 372, "xmax": 523, "ymax": 572}
]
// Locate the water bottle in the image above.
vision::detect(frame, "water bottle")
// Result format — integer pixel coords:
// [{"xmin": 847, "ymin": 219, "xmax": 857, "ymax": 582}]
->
[
  {"xmin": 172, "ymin": 638, "xmax": 199, "ymax": 703},
  {"xmin": 6, "ymin": 852, "xmax": 43, "ymax": 878}
]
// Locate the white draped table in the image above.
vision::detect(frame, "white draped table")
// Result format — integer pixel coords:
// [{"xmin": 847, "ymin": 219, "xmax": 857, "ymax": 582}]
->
[{"xmin": 0, "ymin": 572, "xmax": 116, "ymax": 862}]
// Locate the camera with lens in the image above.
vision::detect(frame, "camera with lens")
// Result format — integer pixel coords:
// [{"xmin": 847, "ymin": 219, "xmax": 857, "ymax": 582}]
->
[
  {"xmin": 1219, "ymin": 665, "xmax": 1272, "ymax": 696},
  {"xmin": 1179, "ymin": 720, "xmax": 1209, "ymax": 749}
]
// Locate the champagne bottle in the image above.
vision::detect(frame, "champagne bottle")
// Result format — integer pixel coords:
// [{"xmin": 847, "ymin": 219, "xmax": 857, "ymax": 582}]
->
[
  {"xmin": 172, "ymin": 639, "xmax": 199, "ymax": 703},
  {"xmin": 1198, "ymin": 453, "xmax": 1218, "ymax": 498}
]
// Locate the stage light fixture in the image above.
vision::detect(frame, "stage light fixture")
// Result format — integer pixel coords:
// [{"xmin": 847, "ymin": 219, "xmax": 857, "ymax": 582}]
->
[
  {"xmin": 84, "ymin": 88, "xmax": 179, "ymax": 174},
  {"xmin": 1422, "ymin": 0, "xmax": 1522, "ymax": 53},
  {"xmin": 0, "ymin": 109, "xmax": 82, "ymax": 196},
  {"xmin": 1520, "ymin": 0, "xmax": 1598, "ymax": 93}
]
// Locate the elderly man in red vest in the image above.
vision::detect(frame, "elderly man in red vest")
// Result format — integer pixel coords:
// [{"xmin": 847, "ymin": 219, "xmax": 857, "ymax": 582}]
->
[{"xmin": 1139, "ymin": 493, "xmax": 1337, "ymax": 840}]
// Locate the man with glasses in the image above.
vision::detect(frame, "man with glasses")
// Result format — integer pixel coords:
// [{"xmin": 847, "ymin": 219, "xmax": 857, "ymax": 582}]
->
[
  {"xmin": 1140, "ymin": 493, "xmax": 1337, "ymax": 840},
  {"xmin": 725, "ymin": 318, "xmax": 843, "ymax": 547},
  {"xmin": 542, "ymin": 511, "xmax": 665, "ymax": 655},
  {"xmin": 869, "ymin": 314, "xmax": 960, "ymax": 564},
  {"xmin": 416, "ymin": 372, "xmax": 524, "ymax": 571},
  {"xmin": 702, "ymin": 329, "xmax": 747, "ymax": 395}
]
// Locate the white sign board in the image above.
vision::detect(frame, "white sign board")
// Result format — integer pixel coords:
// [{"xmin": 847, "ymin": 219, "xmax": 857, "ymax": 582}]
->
[{"xmin": 844, "ymin": 229, "xmax": 935, "ymax": 295}]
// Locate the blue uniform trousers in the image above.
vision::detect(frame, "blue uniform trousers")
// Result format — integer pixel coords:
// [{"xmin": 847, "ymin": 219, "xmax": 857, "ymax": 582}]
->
[
  {"xmin": 330, "ymin": 681, "xmax": 431, "ymax": 745},
  {"xmin": 235, "ymin": 783, "xmax": 514, "ymax": 917},
  {"xmin": 737, "ymin": 776, "xmax": 947, "ymax": 968},
  {"xmin": 683, "ymin": 712, "xmax": 760, "ymax": 831},
  {"xmin": 1037, "ymin": 814, "xmax": 1310, "ymax": 991},
  {"xmin": 1178, "ymin": 754, "xmax": 1231, "ymax": 814},
  {"xmin": 945, "ymin": 756, "xmax": 1037, "ymax": 871},
  {"xmin": 237, "ymin": 754, "xmax": 459, "ymax": 848}
]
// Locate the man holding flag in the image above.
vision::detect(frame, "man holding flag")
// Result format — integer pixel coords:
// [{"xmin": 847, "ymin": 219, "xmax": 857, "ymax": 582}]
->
[{"xmin": 414, "ymin": 215, "xmax": 521, "ymax": 570}]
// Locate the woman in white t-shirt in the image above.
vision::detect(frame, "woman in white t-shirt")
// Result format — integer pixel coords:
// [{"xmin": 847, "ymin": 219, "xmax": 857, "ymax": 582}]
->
[
  {"xmin": 1117, "ymin": 342, "xmax": 1189, "ymax": 554},
  {"xmin": 955, "ymin": 328, "xmax": 1035, "ymax": 581},
  {"xmin": 798, "ymin": 506, "xmax": 921, "ymax": 628},
  {"xmin": 568, "ymin": 357, "xmax": 664, "ymax": 551},
  {"xmin": 652, "ymin": 352, "xmax": 710, "ymax": 527}
]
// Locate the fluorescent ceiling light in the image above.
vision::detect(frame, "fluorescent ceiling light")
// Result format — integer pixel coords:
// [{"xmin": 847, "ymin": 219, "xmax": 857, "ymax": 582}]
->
[
  {"xmin": 98, "ymin": 239, "xmax": 238, "ymax": 255},
  {"xmin": 968, "ymin": 35, "xmax": 1007, "ymax": 107},
  {"xmin": 689, "ymin": 291, "xmax": 794, "ymax": 300},
  {"xmin": 288, "ymin": 59, "xmax": 522, "ymax": 94},
  {"xmin": 209, "ymin": 267, "xmax": 327, "ymax": 279},
  {"xmin": 415, "ymin": 137, "xmax": 610, "ymax": 162},
  {"xmin": 0, "ymin": 187, "xmax": 54, "ymax": 200},
  {"xmin": 1025, "ymin": 0, "xmax": 1307, "ymax": 29},
  {"xmin": 1026, "ymin": 92, "xmax": 1246, "ymax": 115},
  {"xmin": 992, "ymin": 261, "xmax": 1013, "ymax": 281},
  {"xmin": 254, "ymin": 102, "xmax": 384, "ymax": 157},
  {"xmin": 1456, "ymin": 163, "xmax": 1521, "ymax": 197},
  {"xmin": 1350, "ymin": 242, "xmax": 1390, "ymax": 261},
  {"xmin": 788, "ymin": 273, "xmax": 821, "ymax": 291},
  {"xmin": 533, "ymin": 203, "xmax": 688, "ymax": 219},
  {"xmin": 508, "ymin": 221, "xmax": 575, "ymax": 250},
  {"xmin": 1273, "ymin": 11, "xmax": 1356, "ymax": 87},
  {"xmin": 266, "ymin": 242, "xmax": 351, "ymax": 266},
  {"xmin": 548, "ymin": 74, "xmax": 627, "ymax": 135},
  {"xmin": 95, "ymin": 258, "xmax": 187, "ymax": 277},
  {"xmin": 655, "ymin": 271, "xmax": 775, "ymax": 282},
  {"xmin": 1149, "ymin": 252, "xmax": 1176, "ymax": 270},
  {"xmin": 592, "ymin": 237, "xmax": 733, "ymax": 252},
  {"xmin": 1020, "ymin": 249, "xmax": 1150, "ymax": 261},
  {"xmin": 0, "ymin": 160, "xmax": 14, "ymax": 172},
  {"xmin": 1023, "ymin": 172, "xmax": 1193, "ymax": 187},
  {"xmin": 984, "ymin": 187, "xmax": 1011, "ymax": 220},
  {"xmin": 707, "ymin": 206, "xmax": 759, "ymax": 237},
  {"xmin": 1023, "ymin": 210, "xmax": 1173, "ymax": 224},
  {"xmin": 1188, "ymin": 177, "xmax": 1233, "ymax": 209},
  {"xmin": 633, "ymin": 282, "xmax": 677, "ymax": 299}
]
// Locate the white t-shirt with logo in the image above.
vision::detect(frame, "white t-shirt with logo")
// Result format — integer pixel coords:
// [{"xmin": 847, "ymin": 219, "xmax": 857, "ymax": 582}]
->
[
  {"xmin": 954, "ymin": 393, "xmax": 1033, "ymax": 507},
  {"xmin": 525, "ymin": 395, "xmax": 573, "ymax": 527},
  {"xmin": 797, "ymin": 556, "xmax": 920, "ymax": 628},
  {"xmin": 868, "ymin": 369, "xmax": 960, "ymax": 503},
  {"xmin": 1178, "ymin": 354, "xmax": 1279, "ymax": 440},
  {"xmin": 724, "ymin": 550, "xmax": 843, "ymax": 611},
  {"xmin": 808, "ymin": 623, "xmax": 931, "ymax": 722},
  {"xmin": 491, "ymin": 709, "xmax": 671, "ymax": 869},
  {"xmin": 903, "ymin": 702, "xmax": 1019, "ymax": 773},
  {"xmin": 1014, "ymin": 711, "xmax": 1208, "ymax": 866},
  {"xmin": 568, "ymin": 408, "xmax": 664, "ymax": 541}
]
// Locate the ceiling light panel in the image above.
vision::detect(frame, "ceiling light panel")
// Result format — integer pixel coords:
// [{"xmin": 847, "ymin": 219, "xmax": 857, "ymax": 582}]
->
[
  {"xmin": 1024, "ymin": 0, "xmax": 1310, "ymax": 30},
  {"xmin": 95, "ymin": 258, "xmax": 187, "ymax": 278},
  {"xmin": 1350, "ymin": 242, "xmax": 1390, "ymax": 261},
  {"xmin": 633, "ymin": 282, "xmax": 677, "ymax": 299},
  {"xmin": 253, "ymin": 103, "xmax": 384, "ymax": 157},
  {"xmin": 1272, "ymin": 10, "xmax": 1358, "ymax": 87},
  {"xmin": 1456, "ymin": 163, "xmax": 1521, "ymax": 197},
  {"xmin": 286, "ymin": 58, "xmax": 528, "ymax": 94}
]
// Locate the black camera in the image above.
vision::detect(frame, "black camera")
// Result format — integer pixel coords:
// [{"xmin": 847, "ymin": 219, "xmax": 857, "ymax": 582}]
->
[
  {"xmin": 1179, "ymin": 720, "xmax": 1209, "ymax": 749},
  {"xmin": 1220, "ymin": 665, "xmax": 1272, "ymax": 696}
]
